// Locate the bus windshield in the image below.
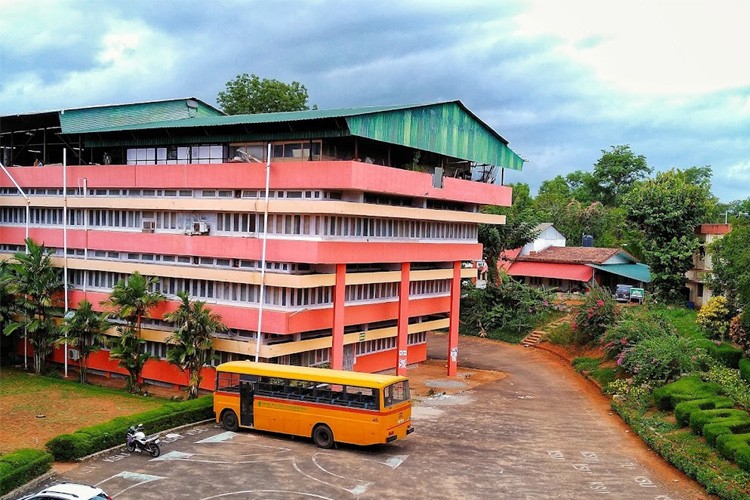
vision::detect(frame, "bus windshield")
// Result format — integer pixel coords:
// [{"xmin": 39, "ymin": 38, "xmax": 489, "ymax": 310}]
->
[{"xmin": 384, "ymin": 380, "xmax": 410, "ymax": 407}]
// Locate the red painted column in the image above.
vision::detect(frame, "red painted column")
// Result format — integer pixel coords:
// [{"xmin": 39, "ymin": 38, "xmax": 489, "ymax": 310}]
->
[
  {"xmin": 331, "ymin": 263, "xmax": 347, "ymax": 370},
  {"xmin": 447, "ymin": 260, "xmax": 461, "ymax": 376},
  {"xmin": 396, "ymin": 262, "xmax": 411, "ymax": 376}
]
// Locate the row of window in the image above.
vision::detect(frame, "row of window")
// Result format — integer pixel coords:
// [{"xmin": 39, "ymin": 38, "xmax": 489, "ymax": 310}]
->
[
  {"xmin": 1, "ymin": 207, "xmax": 477, "ymax": 241},
  {"xmin": 0, "ymin": 187, "xmax": 344, "ymax": 201},
  {"xmin": 68, "ymin": 270, "xmax": 449, "ymax": 307}
]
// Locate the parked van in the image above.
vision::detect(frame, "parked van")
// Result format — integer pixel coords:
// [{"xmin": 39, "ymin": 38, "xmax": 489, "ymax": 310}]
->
[{"xmin": 615, "ymin": 284, "xmax": 633, "ymax": 302}]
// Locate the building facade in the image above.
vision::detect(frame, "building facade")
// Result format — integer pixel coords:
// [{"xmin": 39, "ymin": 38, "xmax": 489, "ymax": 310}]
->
[
  {"xmin": 0, "ymin": 98, "xmax": 523, "ymax": 389},
  {"xmin": 686, "ymin": 223, "xmax": 732, "ymax": 308}
]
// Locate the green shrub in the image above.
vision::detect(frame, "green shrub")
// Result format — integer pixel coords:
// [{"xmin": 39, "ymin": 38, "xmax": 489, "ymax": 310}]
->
[
  {"xmin": 601, "ymin": 307, "xmax": 677, "ymax": 361},
  {"xmin": 716, "ymin": 433, "xmax": 750, "ymax": 466},
  {"xmin": 572, "ymin": 286, "xmax": 616, "ymax": 344},
  {"xmin": 689, "ymin": 408, "xmax": 750, "ymax": 435},
  {"xmin": 695, "ymin": 339, "xmax": 744, "ymax": 368},
  {"xmin": 0, "ymin": 448, "xmax": 53, "ymax": 496},
  {"xmin": 704, "ymin": 419, "xmax": 750, "ymax": 447},
  {"xmin": 737, "ymin": 443, "xmax": 750, "ymax": 473},
  {"xmin": 696, "ymin": 295, "xmax": 734, "ymax": 340},
  {"xmin": 674, "ymin": 397, "xmax": 735, "ymax": 427},
  {"xmin": 605, "ymin": 379, "xmax": 652, "ymax": 413},
  {"xmin": 622, "ymin": 336, "xmax": 708, "ymax": 384},
  {"xmin": 702, "ymin": 363, "xmax": 750, "ymax": 410},
  {"xmin": 45, "ymin": 396, "xmax": 213, "ymax": 460},
  {"xmin": 653, "ymin": 376, "xmax": 720, "ymax": 411},
  {"xmin": 740, "ymin": 358, "xmax": 750, "ymax": 384}
]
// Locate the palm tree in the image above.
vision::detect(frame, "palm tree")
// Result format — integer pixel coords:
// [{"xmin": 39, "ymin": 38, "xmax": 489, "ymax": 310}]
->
[
  {"xmin": 165, "ymin": 290, "xmax": 227, "ymax": 399},
  {"xmin": 102, "ymin": 271, "xmax": 164, "ymax": 392},
  {"xmin": 3, "ymin": 238, "xmax": 63, "ymax": 374},
  {"xmin": 58, "ymin": 299, "xmax": 110, "ymax": 384}
]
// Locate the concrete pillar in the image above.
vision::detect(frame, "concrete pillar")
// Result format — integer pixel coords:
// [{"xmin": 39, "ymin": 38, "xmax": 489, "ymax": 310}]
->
[
  {"xmin": 396, "ymin": 262, "xmax": 411, "ymax": 376},
  {"xmin": 447, "ymin": 261, "xmax": 461, "ymax": 376},
  {"xmin": 331, "ymin": 263, "xmax": 346, "ymax": 370}
]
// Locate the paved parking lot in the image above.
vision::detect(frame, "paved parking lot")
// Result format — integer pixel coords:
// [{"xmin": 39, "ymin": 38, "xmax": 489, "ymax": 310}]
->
[{"xmin": 15, "ymin": 335, "xmax": 708, "ymax": 499}]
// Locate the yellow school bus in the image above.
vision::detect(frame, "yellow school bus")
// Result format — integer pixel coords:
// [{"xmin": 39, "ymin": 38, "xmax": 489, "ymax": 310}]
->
[{"xmin": 213, "ymin": 361, "xmax": 414, "ymax": 448}]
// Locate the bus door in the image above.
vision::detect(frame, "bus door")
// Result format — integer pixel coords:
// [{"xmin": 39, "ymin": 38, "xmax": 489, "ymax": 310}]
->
[{"xmin": 240, "ymin": 375, "xmax": 258, "ymax": 427}]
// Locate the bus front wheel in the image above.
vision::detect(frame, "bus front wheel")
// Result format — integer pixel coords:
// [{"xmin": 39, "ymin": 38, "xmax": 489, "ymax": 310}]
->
[
  {"xmin": 312, "ymin": 424, "xmax": 334, "ymax": 449},
  {"xmin": 222, "ymin": 409, "xmax": 239, "ymax": 432}
]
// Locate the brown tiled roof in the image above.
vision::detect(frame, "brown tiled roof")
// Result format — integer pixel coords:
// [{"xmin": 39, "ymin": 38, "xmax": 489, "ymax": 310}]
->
[{"xmin": 516, "ymin": 246, "xmax": 625, "ymax": 265}]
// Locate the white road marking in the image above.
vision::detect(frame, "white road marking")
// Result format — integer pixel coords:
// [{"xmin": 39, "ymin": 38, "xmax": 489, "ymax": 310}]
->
[
  {"xmin": 196, "ymin": 431, "xmax": 237, "ymax": 443},
  {"xmin": 201, "ymin": 490, "xmax": 335, "ymax": 500},
  {"xmin": 381, "ymin": 455, "xmax": 408, "ymax": 469}
]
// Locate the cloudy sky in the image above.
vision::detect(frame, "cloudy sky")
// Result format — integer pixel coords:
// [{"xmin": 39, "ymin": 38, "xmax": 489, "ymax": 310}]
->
[{"xmin": 1, "ymin": 0, "xmax": 748, "ymax": 202}]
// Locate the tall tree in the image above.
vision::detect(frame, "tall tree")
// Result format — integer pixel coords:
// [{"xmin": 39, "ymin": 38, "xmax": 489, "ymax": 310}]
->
[
  {"xmin": 164, "ymin": 291, "xmax": 227, "ymax": 399},
  {"xmin": 3, "ymin": 239, "xmax": 62, "ymax": 374},
  {"xmin": 217, "ymin": 73, "xmax": 313, "ymax": 115},
  {"xmin": 625, "ymin": 168, "xmax": 715, "ymax": 303},
  {"xmin": 591, "ymin": 145, "xmax": 652, "ymax": 206},
  {"xmin": 708, "ymin": 218, "xmax": 750, "ymax": 309},
  {"xmin": 58, "ymin": 299, "xmax": 110, "ymax": 384},
  {"xmin": 103, "ymin": 271, "xmax": 164, "ymax": 393},
  {"xmin": 479, "ymin": 220, "xmax": 540, "ymax": 285}
]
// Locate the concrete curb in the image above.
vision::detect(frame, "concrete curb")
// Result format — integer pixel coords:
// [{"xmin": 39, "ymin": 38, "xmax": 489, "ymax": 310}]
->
[{"xmin": 1, "ymin": 419, "xmax": 215, "ymax": 500}]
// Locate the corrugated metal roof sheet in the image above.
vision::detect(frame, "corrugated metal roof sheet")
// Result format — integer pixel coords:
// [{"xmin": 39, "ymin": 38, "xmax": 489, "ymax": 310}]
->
[
  {"xmin": 588, "ymin": 263, "xmax": 652, "ymax": 283},
  {"xmin": 507, "ymin": 262, "xmax": 594, "ymax": 281},
  {"xmin": 518, "ymin": 247, "xmax": 627, "ymax": 265},
  {"xmin": 59, "ymin": 98, "xmax": 224, "ymax": 134},
  {"xmin": 63, "ymin": 100, "xmax": 524, "ymax": 171}
]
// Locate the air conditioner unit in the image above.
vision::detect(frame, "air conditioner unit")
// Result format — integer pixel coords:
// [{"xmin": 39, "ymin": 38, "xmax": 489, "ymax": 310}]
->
[
  {"xmin": 68, "ymin": 348, "xmax": 80, "ymax": 361},
  {"xmin": 193, "ymin": 221, "xmax": 209, "ymax": 234},
  {"xmin": 142, "ymin": 220, "xmax": 155, "ymax": 233}
]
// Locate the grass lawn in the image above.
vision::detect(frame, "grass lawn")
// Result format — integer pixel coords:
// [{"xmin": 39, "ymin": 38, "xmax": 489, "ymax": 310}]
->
[{"xmin": 0, "ymin": 368, "xmax": 168, "ymax": 453}]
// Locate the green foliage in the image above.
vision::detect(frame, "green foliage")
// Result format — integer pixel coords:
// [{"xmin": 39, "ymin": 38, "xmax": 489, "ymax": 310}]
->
[
  {"xmin": 572, "ymin": 357, "xmax": 616, "ymax": 387},
  {"xmin": 729, "ymin": 312, "xmax": 750, "ymax": 357},
  {"xmin": 103, "ymin": 271, "xmax": 164, "ymax": 393},
  {"xmin": 477, "ymin": 219, "xmax": 540, "ymax": 285},
  {"xmin": 694, "ymin": 339, "xmax": 744, "ymax": 368},
  {"xmin": 674, "ymin": 397, "xmax": 735, "ymax": 427},
  {"xmin": 689, "ymin": 408, "xmax": 750, "ymax": 436},
  {"xmin": 652, "ymin": 375, "xmax": 720, "ymax": 411},
  {"xmin": 217, "ymin": 73, "xmax": 312, "ymax": 115},
  {"xmin": 702, "ymin": 363, "xmax": 750, "ymax": 409},
  {"xmin": 164, "ymin": 291, "xmax": 226, "ymax": 399},
  {"xmin": 716, "ymin": 433, "xmax": 750, "ymax": 472},
  {"xmin": 45, "ymin": 396, "xmax": 213, "ymax": 460},
  {"xmin": 591, "ymin": 145, "xmax": 652, "ymax": 207},
  {"xmin": 708, "ymin": 219, "xmax": 750, "ymax": 310},
  {"xmin": 625, "ymin": 168, "xmax": 715, "ymax": 304},
  {"xmin": 696, "ymin": 296, "xmax": 734, "ymax": 340},
  {"xmin": 621, "ymin": 335, "xmax": 707, "ymax": 384},
  {"xmin": 613, "ymin": 401, "xmax": 750, "ymax": 499},
  {"xmin": 460, "ymin": 278, "xmax": 553, "ymax": 341},
  {"xmin": 605, "ymin": 379, "xmax": 652, "ymax": 413},
  {"xmin": 3, "ymin": 238, "xmax": 63, "ymax": 374},
  {"xmin": 0, "ymin": 448, "xmax": 53, "ymax": 496},
  {"xmin": 59, "ymin": 299, "xmax": 110, "ymax": 384},
  {"xmin": 741, "ymin": 358, "xmax": 750, "ymax": 384},
  {"xmin": 654, "ymin": 306, "xmax": 702, "ymax": 338},
  {"xmin": 571, "ymin": 287, "xmax": 616, "ymax": 344},
  {"xmin": 547, "ymin": 321, "xmax": 576, "ymax": 346},
  {"xmin": 601, "ymin": 307, "xmax": 677, "ymax": 361}
]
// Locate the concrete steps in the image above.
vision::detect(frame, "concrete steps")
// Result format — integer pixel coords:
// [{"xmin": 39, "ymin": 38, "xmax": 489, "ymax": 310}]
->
[{"xmin": 521, "ymin": 314, "xmax": 573, "ymax": 347}]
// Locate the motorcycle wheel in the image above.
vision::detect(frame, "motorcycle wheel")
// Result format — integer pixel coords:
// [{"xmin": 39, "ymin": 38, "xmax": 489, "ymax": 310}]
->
[
  {"xmin": 148, "ymin": 443, "xmax": 161, "ymax": 458},
  {"xmin": 126, "ymin": 442, "xmax": 136, "ymax": 453}
]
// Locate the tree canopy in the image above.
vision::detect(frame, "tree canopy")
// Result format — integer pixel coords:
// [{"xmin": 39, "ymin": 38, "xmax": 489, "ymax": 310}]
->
[{"xmin": 217, "ymin": 73, "xmax": 313, "ymax": 115}]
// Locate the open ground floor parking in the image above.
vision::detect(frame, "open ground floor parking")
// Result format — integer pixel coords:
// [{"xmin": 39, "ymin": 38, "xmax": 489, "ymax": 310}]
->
[{"xmin": 11, "ymin": 335, "xmax": 708, "ymax": 499}]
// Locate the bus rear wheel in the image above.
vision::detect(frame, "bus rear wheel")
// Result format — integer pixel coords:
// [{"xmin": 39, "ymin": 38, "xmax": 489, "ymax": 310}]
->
[
  {"xmin": 222, "ymin": 409, "xmax": 239, "ymax": 432},
  {"xmin": 312, "ymin": 424, "xmax": 334, "ymax": 449}
]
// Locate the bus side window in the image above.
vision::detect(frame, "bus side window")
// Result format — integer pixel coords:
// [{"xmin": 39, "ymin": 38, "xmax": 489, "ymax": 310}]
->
[{"xmin": 217, "ymin": 372, "xmax": 240, "ymax": 392}]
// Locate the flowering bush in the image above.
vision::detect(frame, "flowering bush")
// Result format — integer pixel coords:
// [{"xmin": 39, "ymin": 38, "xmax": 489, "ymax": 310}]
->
[
  {"xmin": 572, "ymin": 286, "xmax": 616, "ymax": 344},
  {"xmin": 620, "ymin": 336, "xmax": 709, "ymax": 384},
  {"xmin": 605, "ymin": 378, "xmax": 652, "ymax": 413},
  {"xmin": 601, "ymin": 308, "xmax": 677, "ymax": 361},
  {"xmin": 728, "ymin": 310, "xmax": 750, "ymax": 356},
  {"xmin": 702, "ymin": 363, "xmax": 750, "ymax": 410},
  {"xmin": 696, "ymin": 296, "xmax": 734, "ymax": 340}
]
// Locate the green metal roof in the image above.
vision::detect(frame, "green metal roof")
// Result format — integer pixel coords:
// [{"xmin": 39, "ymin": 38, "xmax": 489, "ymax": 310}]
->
[
  {"xmin": 62, "ymin": 100, "xmax": 524, "ymax": 171},
  {"xmin": 588, "ymin": 263, "xmax": 652, "ymax": 283},
  {"xmin": 59, "ymin": 98, "xmax": 224, "ymax": 134}
]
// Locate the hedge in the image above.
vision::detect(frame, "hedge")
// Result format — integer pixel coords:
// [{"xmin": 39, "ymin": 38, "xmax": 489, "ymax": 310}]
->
[
  {"xmin": 741, "ymin": 358, "xmax": 750, "ymax": 384},
  {"xmin": 689, "ymin": 408, "xmax": 750, "ymax": 435},
  {"xmin": 674, "ymin": 396, "xmax": 735, "ymax": 427},
  {"xmin": 653, "ymin": 376, "xmax": 720, "ymax": 410},
  {"xmin": 716, "ymin": 433, "xmax": 750, "ymax": 472},
  {"xmin": 694, "ymin": 339, "xmax": 744, "ymax": 368},
  {"xmin": 46, "ymin": 396, "xmax": 213, "ymax": 461},
  {"xmin": 0, "ymin": 448, "xmax": 53, "ymax": 496},
  {"xmin": 704, "ymin": 419, "xmax": 750, "ymax": 447}
]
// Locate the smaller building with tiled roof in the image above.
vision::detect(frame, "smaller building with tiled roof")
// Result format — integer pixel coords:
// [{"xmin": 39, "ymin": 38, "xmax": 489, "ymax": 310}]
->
[{"xmin": 504, "ymin": 225, "xmax": 650, "ymax": 293}]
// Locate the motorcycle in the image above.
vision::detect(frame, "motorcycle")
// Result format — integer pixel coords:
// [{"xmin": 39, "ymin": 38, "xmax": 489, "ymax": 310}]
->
[{"xmin": 126, "ymin": 424, "xmax": 161, "ymax": 457}]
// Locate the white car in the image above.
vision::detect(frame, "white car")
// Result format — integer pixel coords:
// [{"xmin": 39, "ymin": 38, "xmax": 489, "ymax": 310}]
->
[{"xmin": 20, "ymin": 482, "xmax": 111, "ymax": 500}]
